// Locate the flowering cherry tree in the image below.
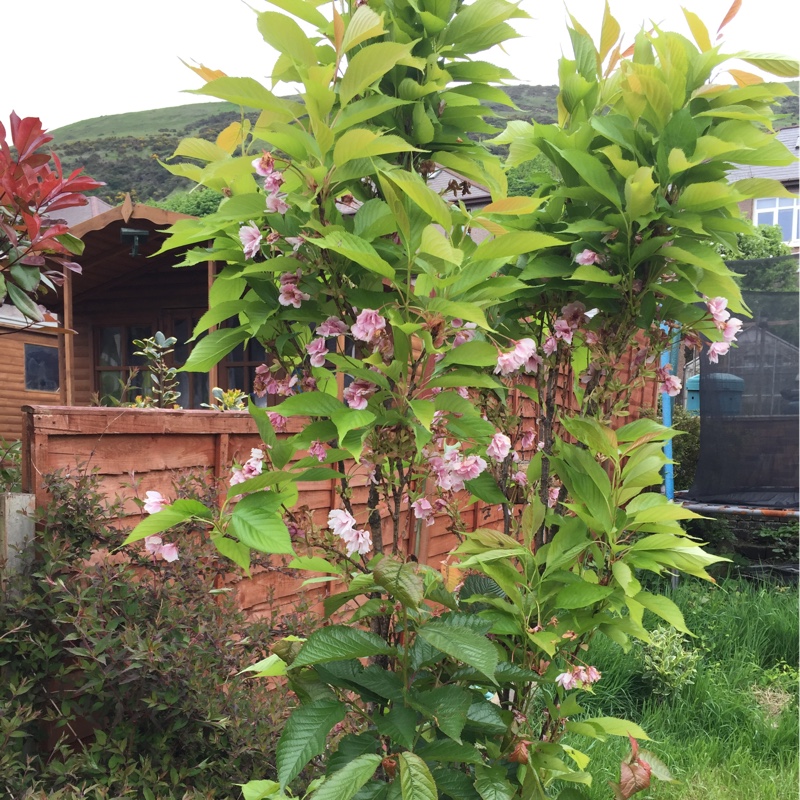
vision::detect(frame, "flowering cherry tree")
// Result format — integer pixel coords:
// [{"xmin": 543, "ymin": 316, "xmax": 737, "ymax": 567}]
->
[{"xmin": 123, "ymin": 0, "xmax": 796, "ymax": 796}]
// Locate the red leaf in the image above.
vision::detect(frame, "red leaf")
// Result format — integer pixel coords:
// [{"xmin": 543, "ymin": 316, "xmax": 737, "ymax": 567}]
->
[{"xmin": 9, "ymin": 112, "xmax": 52, "ymax": 163}]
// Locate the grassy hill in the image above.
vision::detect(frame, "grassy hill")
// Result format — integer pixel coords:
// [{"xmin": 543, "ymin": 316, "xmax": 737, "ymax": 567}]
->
[{"xmin": 50, "ymin": 81, "xmax": 798, "ymax": 205}]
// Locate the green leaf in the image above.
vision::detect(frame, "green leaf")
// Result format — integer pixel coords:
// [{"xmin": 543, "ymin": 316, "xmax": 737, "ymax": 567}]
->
[
  {"xmin": 257, "ymin": 11, "xmax": 317, "ymax": 65},
  {"xmin": 239, "ymin": 653, "xmax": 288, "ymax": 678},
  {"xmin": 420, "ymin": 225, "xmax": 464, "ymax": 265},
  {"xmin": 187, "ymin": 77, "xmax": 298, "ymax": 116},
  {"xmin": 291, "ymin": 626, "xmax": 395, "ymax": 669},
  {"xmin": 734, "ymin": 52, "xmax": 800, "ymax": 78},
  {"xmin": 579, "ymin": 716, "xmax": 650, "ymax": 740},
  {"xmin": 180, "ymin": 327, "xmax": 249, "ymax": 372},
  {"xmin": 315, "ymin": 230, "xmax": 395, "ymax": 277},
  {"xmin": 339, "ymin": 42, "xmax": 415, "ymax": 106},
  {"xmin": 399, "ymin": 752, "xmax": 437, "ymax": 800},
  {"xmin": 238, "ymin": 779, "xmax": 283, "ymax": 800},
  {"xmin": 375, "ymin": 704, "xmax": 417, "ymax": 751},
  {"xmin": 465, "ymin": 473, "xmax": 508, "ymax": 505},
  {"xmin": 416, "ymin": 738, "xmax": 483, "ymax": 764},
  {"xmin": 471, "ymin": 232, "xmax": 564, "ymax": 261},
  {"xmin": 632, "ymin": 591, "xmax": 690, "ymax": 634},
  {"xmin": 558, "ymin": 149, "xmax": 621, "ymax": 206},
  {"xmin": 412, "ymin": 686, "xmax": 473, "ymax": 742},
  {"xmin": 121, "ymin": 500, "xmax": 212, "ymax": 545},
  {"xmin": 311, "ymin": 754, "xmax": 382, "ymax": 800},
  {"xmin": 474, "ymin": 765, "xmax": 516, "ymax": 800},
  {"xmin": 5, "ymin": 284, "xmax": 43, "ymax": 322},
  {"xmin": 331, "ymin": 408, "xmax": 375, "ymax": 451},
  {"xmin": 289, "ymin": 556, "xmax": 342, "ymax": 574},
  {"xmin": 554, "ymin": 581, "xmax": 614, "ymax": 610},
  {"xmin": 270, "ymin": 391, "xmax": 346, "ymax": 418},
  {"xmin": 213, "ymin": 536, "xmax": 251, "ymax": 572},
  {"xmin": 229, "ymin": 495, "xmax": 295, "ymax": 555},
  {"xmin": 374, "ymin": 557, "xmax": 424, "ymax": 609},
  {"xmin": 277, "ymin": 699, "xmax": 346, "ymax": 789},
  {"xmin": 436, "ymin": 340, "xmax": 499, "ymax": 369},
  {"xmin": 418, "ymin": 621, "xmax": 498, "ymax": 681},
  {"xmin": 333, "ymin": 129, "xmax": 419, "ymax": 166},
  {"xmin": 380, "ymin": 168, "xmax": 452, "ymax": 229},
  {"xmin": 342, "ymin": 4, "xmax": 386, "ymax": 51}
]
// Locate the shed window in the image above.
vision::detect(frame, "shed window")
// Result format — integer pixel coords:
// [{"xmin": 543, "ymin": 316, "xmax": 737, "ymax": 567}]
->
[
  {"xmin": 24, "ymin": 344, "xmax": 60, "ymax": 392},
  {"xmin": 754, "ymin": 197, "xmax": 800, "ymax": 244}
]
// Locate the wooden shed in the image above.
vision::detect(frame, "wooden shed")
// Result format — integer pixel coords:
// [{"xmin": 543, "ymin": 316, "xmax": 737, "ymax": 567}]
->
[{"xmin": 0, "ymin": 195, "xmax": 220, "ymax": 442}]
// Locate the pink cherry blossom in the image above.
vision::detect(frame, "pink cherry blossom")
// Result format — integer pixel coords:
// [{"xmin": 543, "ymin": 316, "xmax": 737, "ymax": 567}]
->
[
  {"xmin": 266, "ymin": 192, "xmax": 290, "ymax": 215},
  {"xmin": 339, "ymin": 526, "xmax": 372, "ymax": 557},
  {"xmin": 274, "ymin": 375, "xmax": 298, "ymax": 396},
  {"xmin": 453, "ymin": 322, "xmax": 477, "ymax": 347},
  {"xmin": 555, "ymin": 671, "xmax": 578, "ymax": 690},
  {"xmin": 264, "ymin": 171, "xmax": 284, "ymax": 194},
  {"xmin": 453, "ymin": 454, "xmax": 487, "ymax": 482},
  {"xmin": 575, "ymin": 249, "xmax": 600, "ymax": 266},
  {"xmin": 252, "ymin": 151, "xmax": 275, "ymax": 176},
  {"xmin": 707, "ymin": 341, "xmax": 730, "ymax": 364},
  {"xmin": 309, "ymin": 440, "xmax": 326, "ymax": 462},
  {"xmin": 278, "ymin": 281, "xmax": 310, "ymax": 308},
  {"xmin": 584, "ymin": 666, "xmax": 601, "ymax": 684},
  {"xmin": 662, "ymin": 375, "xmax": 682, "ymax": 397},
  {"xmin": 144, "ymin": 535, "xmax": 179, "ymax": 562},
  {"xmin": 306, "ymin": 337, "xmax": 329, "ymax": 367},
  {"xmin": 561, "ymin": 301, "xmax": 586, "ymax": 327},
  {"xmin": 268, "ymin": 412, "xmax": 287, "ymax": 432},
  {"xmin": 705, "ymin": 296, "xmax": 730, "ymax": 324},
  {"xmin": 143, "ymin": 491, "xmax": 166, "ymax": 515},
  {"xmin": 351, "ymin": 309, "xmax": 386, "ymax": 343},
  {"xmin": 553, "ymin": 319, "xmax": 573, "ymax": 344},
  {"xmin": 328, "ymin": 508, "xmax": 357, "ymax": 538},
  {"xmin": 343, "ymin": 378, "xmax": 378, "ymax": 410},
  {"xmin": 521, "ymin": 429, "xmax": 536, "ymax": 450},
  {"xmin": 316, "ymin": 317, "xmax": 349, "ymax": 337},
  {"xmin": 411, "ymin": 497, "xmax": 435, "ymax": 526},
  {"xmin": 722, "ymin": 318, "xmax": 742, "ymax": 342},
  {"xmin": 548, "ymin": 486, "xmax": 560, "ymax": 508},
  {"xmin": 494, "ymin": 338, "xmax": 537, "ymax": 376},
  {"xmin": 543, "ymin": 335, "xmax": 558, "ymax": 356},
  {"xmin": 328, "ymin": 509, "xmax": 372, "ymax": 557},
  {"xmin": 159, "ymin": 543, "xmax": 179, "ymax": 562},
  {"xmin": 512, "ymin": 471, "xmax": 528, "ymax": 487},
  {"xmin": 144, "ymin": 535, "xmax": 164, "ymax": 555},
  {"xmin": 487, "ymin": 433, "xmax": 512, "ymax": 461},
  {"xmin": 583, "ymin": 330, "xmax": 599, "ymax": 345},
  {"xmin": 239, "ymin": 222, "xmax": 262, "ymax": 259},
  {"xmin": 229, "ymin": 468, "xmax": 246, "ymax": 486},
  {"xmin": 285, "ymin": 235, "xmax": 304, "ymax": 251}
]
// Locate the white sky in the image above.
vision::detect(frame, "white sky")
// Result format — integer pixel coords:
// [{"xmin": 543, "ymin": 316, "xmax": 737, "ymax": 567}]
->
[{"xmin": 3, "ymin": 0, "xmax": 798, "ymax": 132}]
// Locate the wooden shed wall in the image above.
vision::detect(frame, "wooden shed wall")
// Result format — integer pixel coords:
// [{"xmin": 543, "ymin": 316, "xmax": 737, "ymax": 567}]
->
[{"xmin": 0, "ymin": 329, "xmax": 65, "ymax": 442}]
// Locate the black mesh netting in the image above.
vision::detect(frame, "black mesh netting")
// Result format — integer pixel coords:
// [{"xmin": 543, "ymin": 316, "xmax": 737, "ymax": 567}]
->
[{"xmin": 684, "ymin": 289, "xmax": 799, "ymax": 509}]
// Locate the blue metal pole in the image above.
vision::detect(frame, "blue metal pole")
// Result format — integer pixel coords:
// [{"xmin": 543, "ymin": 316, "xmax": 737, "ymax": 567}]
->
[{"xmin": 660, "ymin": 334, "xmax": 675, "ymax": 502}]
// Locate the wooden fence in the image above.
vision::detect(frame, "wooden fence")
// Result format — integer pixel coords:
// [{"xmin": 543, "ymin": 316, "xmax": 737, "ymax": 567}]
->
[{"xmin": 21, "ymin": 370, "xmax": 657, "ymax": 618}]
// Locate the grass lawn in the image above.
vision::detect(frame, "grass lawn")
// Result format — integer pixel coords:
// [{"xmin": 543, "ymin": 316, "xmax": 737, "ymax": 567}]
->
[{"xmin": 564, "ymin": 577, "xmax": 798, "ymax": 800}]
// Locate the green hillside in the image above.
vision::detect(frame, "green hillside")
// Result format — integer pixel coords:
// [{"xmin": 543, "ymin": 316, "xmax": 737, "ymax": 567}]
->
[{"xmin": 49, "ymin": 81, "xmax": 798, "ymax": 206}]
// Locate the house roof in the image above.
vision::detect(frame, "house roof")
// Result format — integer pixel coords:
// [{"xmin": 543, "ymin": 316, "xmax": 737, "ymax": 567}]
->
[{"xmin": 727, "ymin": 125, "xmax": 800, "ymax": 184}]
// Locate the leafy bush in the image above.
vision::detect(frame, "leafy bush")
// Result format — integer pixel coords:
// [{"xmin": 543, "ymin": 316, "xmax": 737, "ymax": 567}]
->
[
  {"xmin": 0, "ymin": 469, "xmax": 311, "ymax": 799},
  {"xmin": 671, "ymin": 405, "xmax": 700, "ymax": 492},
  {"xmin": 639, "ymin": 626, "xmax": 701, "ymax": 698}
]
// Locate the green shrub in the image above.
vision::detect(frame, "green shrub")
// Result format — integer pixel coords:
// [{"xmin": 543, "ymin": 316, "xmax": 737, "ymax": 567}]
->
[
  {"xmin": 671, "ymin": 404, "xmax": 700, "ymax": 491},
  {"xmin": 0, "ymin": 469, "xmax": 311, "ymax": 799},
  {"xmin": 639, "ymin": 626, "xmax": 701, "ymax": 698}
]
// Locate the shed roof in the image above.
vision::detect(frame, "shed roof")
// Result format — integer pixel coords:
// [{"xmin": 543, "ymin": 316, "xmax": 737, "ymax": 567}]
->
[{"xmin": 727, "ymin": 125, "xmax": 800, "ymax": 184}]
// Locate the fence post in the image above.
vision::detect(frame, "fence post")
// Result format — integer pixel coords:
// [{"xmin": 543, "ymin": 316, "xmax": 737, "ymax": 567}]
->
[{"xmin": 0, "ymin": 492, "xmax": 36, "ymax": 586}]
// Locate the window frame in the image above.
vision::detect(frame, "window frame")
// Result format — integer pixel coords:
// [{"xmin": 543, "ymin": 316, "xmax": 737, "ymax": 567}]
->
[{"xmin": 753, "ymin": 195, "xmax": 800, "ymax": 246}]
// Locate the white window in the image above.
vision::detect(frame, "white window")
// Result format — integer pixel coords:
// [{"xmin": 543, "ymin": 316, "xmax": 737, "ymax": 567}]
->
[{"xmin": 754, "ymin": 196, "xmax": 800, "ymax": 244}]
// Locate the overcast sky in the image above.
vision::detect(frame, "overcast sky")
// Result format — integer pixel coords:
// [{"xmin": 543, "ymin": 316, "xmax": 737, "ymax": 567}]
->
[{"xmin": 3, "ymin": 0, "xmax": 798, "ymax": 132}]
